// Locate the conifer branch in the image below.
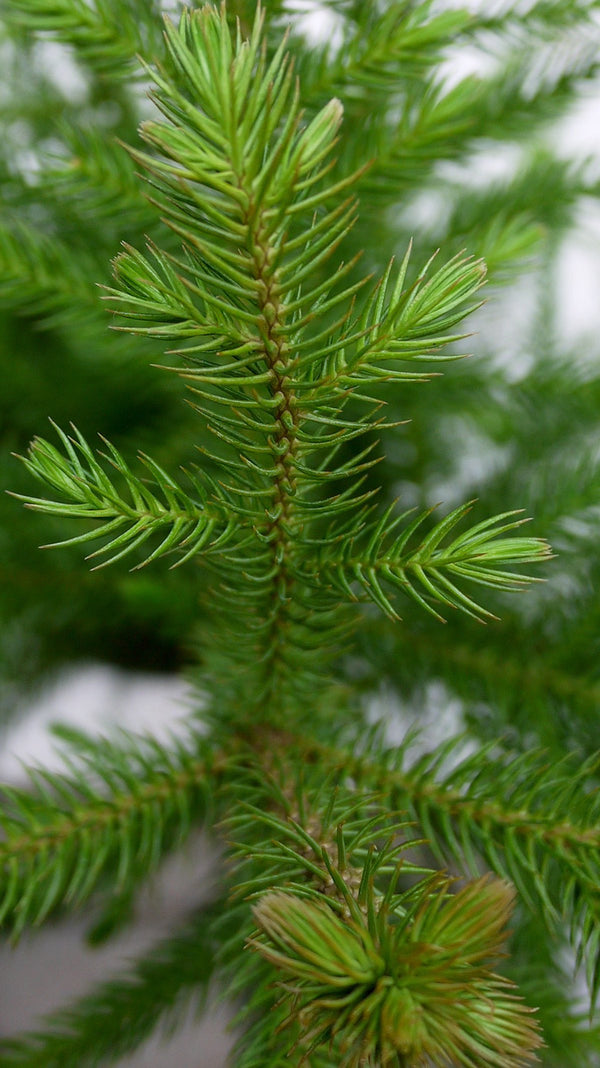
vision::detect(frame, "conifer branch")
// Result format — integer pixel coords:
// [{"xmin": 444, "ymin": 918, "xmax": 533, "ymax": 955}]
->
[
  {"xmin": 317, "ymin": 3, "xmax": 600, "ymax": 205},
  {"xmin": 6, "ymin": 2, "xmax": 595, "ymax": 1063},
  {"xmin": 298, "ymin": 249, "xmax": 486, "ymax": 403},
  {"xmin": 300, "ymin": 2, "xmax": 474, "ymax": 103},
  {"xmin": 98, "ymin": 4, "xmax": 367, "ymax": 718},
  {"xmin": 510, "ymin": 914, "xmax": 600, "ymax": 1068},
  {"xmin": 304, "ymin": 502, "xmax": 551, "ymax": 622},
  {"xmin": 13, "ymin": 5, "xmax": 551, "ymax": 731},
  {"xmin": 217, "ymin": 762, "xmax": 542, "ymax": 1067},
  {"xmin": 381, "ymin": 624, "xmax": 600, "ymax": 724},
  {"xmin": 474, "ymin": 0, "xmax": 600, "ymax": 30},
  {"xmin": 251, "ymin": 879, "xmax": 542, "ymax": 1068},
  {"xmin": 2, "ymin": 0, "xmax": 164, "ymax": 74},
  {"xmin": 0, "ymin": 219, "xmax": 100, "ymax": 322},
  {"xmin": 45, "ymin": 128, "xmax": 156, "ymax": 225},
  {"xmin": 428, "ymin": 152, "xmax": 598, "ymax": 274},
  {"xmin": 13, "ymin": 423, "xmax": 238, "ymax": 569},
  {"xmin": 0, "ymin": 728, "xmax": 217, "ymax": 935}
]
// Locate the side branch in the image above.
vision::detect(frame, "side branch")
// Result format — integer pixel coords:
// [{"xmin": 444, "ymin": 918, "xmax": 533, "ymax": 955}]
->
[
  {"xmin": 2, "ymin": 0, "xmax": 164, "ymax": 75},
  {"xmin": 303, "ymin": 502, "xmax": 551, "ymax": 621},
  {"xmin": 0, "ymin": 731, "xmax": 218, "ymax": 934},
  {"xmin": 13, "ymin": 424, "xmax": 238, "ymax": 569}
]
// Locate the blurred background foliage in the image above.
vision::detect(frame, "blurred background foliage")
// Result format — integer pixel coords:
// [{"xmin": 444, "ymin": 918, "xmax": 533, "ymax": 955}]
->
[{"xmin": 2, "ymin": 0, "xmax": 600, "ymax": 761}]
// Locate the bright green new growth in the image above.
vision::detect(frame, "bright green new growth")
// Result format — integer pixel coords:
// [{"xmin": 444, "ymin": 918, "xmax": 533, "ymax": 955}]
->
[
  {"xmin": 252, "ymin": 877, "xmax": 542, "ymax": 1067},
  {"xmin": 15, "ymin": 7, "xmax": 549, "ymax": 663},
  {"xmin": 5, "ymin": 2, "xmax": 599, "ymax": 1066}
]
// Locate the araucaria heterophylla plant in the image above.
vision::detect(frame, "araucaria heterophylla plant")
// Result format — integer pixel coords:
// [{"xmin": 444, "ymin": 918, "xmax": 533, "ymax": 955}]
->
[{"xmin": 8, "ymin": 4, "xmax": 596, "ymax": 1066}]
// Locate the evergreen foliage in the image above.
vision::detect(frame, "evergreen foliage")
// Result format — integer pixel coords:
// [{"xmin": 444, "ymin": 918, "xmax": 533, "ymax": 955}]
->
[{"xmin": 2, "ymin": 1, "xmax": 600, "ymax": 1065}]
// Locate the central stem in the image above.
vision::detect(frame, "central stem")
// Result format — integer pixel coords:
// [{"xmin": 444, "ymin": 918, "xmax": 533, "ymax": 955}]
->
[{"xmin": 247, "ymin": 201, "xmax": 301, "ymax": 719}]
